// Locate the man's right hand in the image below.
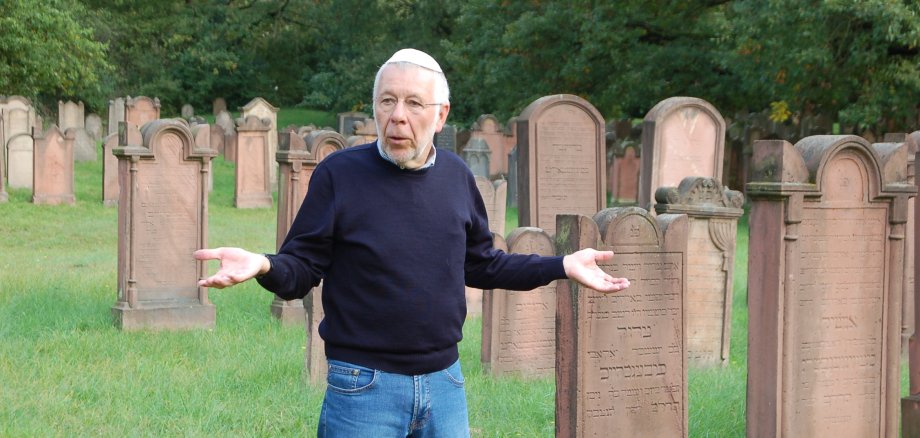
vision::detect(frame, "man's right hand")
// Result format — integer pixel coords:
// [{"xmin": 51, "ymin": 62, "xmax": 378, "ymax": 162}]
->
[{"xmin": 194, "ymin": 247, "xmax": 271, "ymax": 288}]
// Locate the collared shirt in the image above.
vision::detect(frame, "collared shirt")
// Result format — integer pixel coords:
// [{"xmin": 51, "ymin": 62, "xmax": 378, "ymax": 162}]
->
[{"xmin": 376, "ymin": 139, "xmax": 437, "ymax": 170}]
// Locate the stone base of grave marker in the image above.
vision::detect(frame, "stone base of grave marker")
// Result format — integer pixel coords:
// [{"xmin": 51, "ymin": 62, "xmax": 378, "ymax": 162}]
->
[
  {"xmin": 270, "ymin": 297, "xmax": 305, "ymax": 325},
  {"xmin": 112, "ymin": 302, "xmax": 216, "ymax": 331}
]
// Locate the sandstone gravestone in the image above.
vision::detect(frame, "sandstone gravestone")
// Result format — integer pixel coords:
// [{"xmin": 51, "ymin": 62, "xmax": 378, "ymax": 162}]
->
[
  {"xmin": 654, "ymin": 177, "xmax": 743, "ymax": 366},
  {"xmin": 58, "ymin": 100, "xmax": 84, "ymax": 131},
  {"xmin": 234, "ymin": 116, "xmax": 273, "ymax": 208},
  {"xmin": 102, "ymin": 132, "xmax": 122, "ymax": 207},
  {"xmin": 470, "ymin": 115, "xmax": 509, "ymax": 177},
  {"xmin": 746, "ymin": 136, "xmax": 909, "ymax": 438},
  {"xmin": 85, "ymin": 114, "xmax": 103, "ymax": 142},
  {"xmin": 125, "ymin": 96, "xmax": 161, "ymax": 128},
  {"xmin": 0, "ymin": 124, "xmax": 6, "ymax": 202},
  {"xmin": 72, "ymin": 128, "xmax": 96, "ymax": 162},
  {"xmin": 611, "ymin": 144, "xmax": 641, "ymax": 205},
  {"xmin": 32, "ymin": 126, "xmax": 75, "ymax": 205},
  {"xmin": 639, "ymin": 97, "xmax": 725, "ymax": 212},
  {"xmin": 272, "ymin": 129, "xmax": 346, "ymax": 324},
  {"xmin": 7, "ymin": 134, "xmax": 34, "ymax": 189},
  {"xmin": 305, "ymin": 282, "xmax": 326, "ymax": 384},
  {"xmin": 337, "ymin": 111, "xmax": 368, "ymax": 136},
  {"xmin": 475, "ymin": 176, "xmax": 508, "ymax": 237},
  {"xmin": 111, "ymin": 119, "xmax": 217, "ymax": 330},
  {"xmin": 482, "ymin": 229, "xmax": 557, "ymax": 377},
  {"xmin": 212, "ymin": 97, "xmax": 226, "ymax": 115},
  {"xmin": 556, "ymin": 208, "xmax": 688, "ymax": 437},
  {"xmin": 464, "ymin": 138, "xmax": 491, "ymax": 177},
  {"xmin": 107, "ymin": 97, "xmax": 125, "ymax": 136},
  {"xmin": 905, "ymin": 131, "xmax": 920, "ymax": 436},
  {"xmin": 181, "ymin": 104, "xmax": 194, "ymax": 120},
  {"xmin": 240, "ymin": 97, "xmax": 280, "ymax": 189},
  {"xmin": 516, "ymin": 94, "xmax": 606, "ymax": 236},
  {"xmin": 347, "ymin": 119, "xmax": 377, "ymax": 147}
]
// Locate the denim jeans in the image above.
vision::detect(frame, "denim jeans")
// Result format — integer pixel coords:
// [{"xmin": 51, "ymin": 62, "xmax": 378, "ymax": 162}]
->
[{"xmin": 317, "ymin": 358, "xmax": 470, "ymax": 437}]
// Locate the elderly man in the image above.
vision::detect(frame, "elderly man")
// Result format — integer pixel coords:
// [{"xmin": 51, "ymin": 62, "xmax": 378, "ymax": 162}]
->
[{"xmin": 195, "ymin": 48, "xmax": 629, "ymax": 437}]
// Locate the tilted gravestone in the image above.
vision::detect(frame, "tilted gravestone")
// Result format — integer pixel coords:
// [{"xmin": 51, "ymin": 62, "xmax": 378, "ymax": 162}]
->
[
  {"xmin": 746, "ymin": 135, "xmax": 910, "ymax": 438},
  {"xmin": 654, "ymin": 177, "xmax": 743, "ymax": 366},
  {"xmin": 111, "ymin": 119, "xmax": 217, "ymax": 330},
  {"xmin": 516, "ymin": 94, "xmax": 607, "ymax": 236},
  {"xmin": 482, "ymin": 228, "xmax": 558, "ymax": 378},
  {"xmin": 234, "ymin": 115, "xmax": 273, "ymax": 208},
  {"xmin": 556, "ymin": 208, "xmax": 688, "ymax": 437},
  {"xmin": 639, "ymin": 97, "xmax": 725, "ymax": 212},
  {"xmin": 32, "ymin": 126, "xmax": 75, "ymax": 205}
]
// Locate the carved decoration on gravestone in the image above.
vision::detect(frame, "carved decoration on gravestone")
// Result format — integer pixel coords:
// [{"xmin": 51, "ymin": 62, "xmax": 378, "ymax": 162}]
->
[
  {"xmin": 516, "ymin": 94, "xmax": 606, "ymax": 236},
  {"xmin": 7, "ymin": 134, "xmax": 34, "ymax": 189},
  {"xmin": 234, "ymin": 115, "xmax": 273, "ymax": 208},
  {"xmin": 639, "ymin": 97, "xmax": 725, "ymax": 212},
  {"xmin": 746, "ymin": 135, "xmax": 910, "ymax": 438},
  {"xmin": 241, "ymin": 97, "xmax": 280, "ymax": 190},
  {"xmin": 32, "ymin": 126, "xmax": 75, "ymax": 205},
  {"xmin": 125, "ymin": 96, "xmax": 161, "ymax": 128},
  {"xmin": 111, "ymin": 119, "xmax": 217, "ymax": 330},
  {"xmin": 434, "ymin": 123, "xmax": 457, "ymax": 154},
  {"xmin": 337, "ymin": 111, "xmax": 368, "ymax": 136},
  {"xmin": 102, "ymin": 132, "xmax": 123, "ymax": 207},
  {"xmin": 654, "ymin": 177, "xmax": 743, "ymax": 366},
  {"xmin": 482, "ymin": 228, "xmax": 557, "ymax": 378},
  {"xmin": 470, "ymin": 114, "xmax": 509, "ymax": 177},
  {"xmin": 107, "ymin": 97, "xmax": 125, "ymax": 136},
  {"xmin": 271, "ymin": 129, "xmax": 346, "ymax": 325},
  {"xmin": 463, "ymin": 137, "xmax": 491, "ymax": 177},
  {"xmin": 556, "ymin": 208, "xmax": 688, "ymax": 438}
]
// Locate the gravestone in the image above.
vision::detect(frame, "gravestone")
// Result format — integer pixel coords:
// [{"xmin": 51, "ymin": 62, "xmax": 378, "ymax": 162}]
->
[
  {"xmin": 556, "ymin": 208, "xmax": 688, "ymax": 437},
  {"xmin": 7, "ymin": 134, "xmax": 34, "ymax": 189},
  {"xmin": 234, "ymin": 116, "xmax": 273, "ymax": 208},
  {"xmin": 72, "ymin": 128, "xmax": 96, "ymax": 162},
  {"xmin": 482, "ymin": 228, "xmax": 557, "ymax": 377},
  {"xmin": 0, "ymin": 121, "xmax": 6, "ymax": 202},
  {"xmin": 107, "ymin": 97, "xmax": 125, "ymax": 136},
  {"xmin": 463, "ymin": 138, "xmax": 491, "ymax": 177},
  {"xmin": 654, "ymin": 177, "xmax": 743, "ymax": 366},
  {"xmin": 746, "ymin": 136, "xmax": 909, "ymax": 438},
  {"xmin": 639, "ymin": 97, "xmax": 725, "ymax": 211},
  {"xmin": 305, "ymin": 283, "xmax": 326, "ymax": 384},
  {"xmin": 102, "ymin": 132, "xmax": 122, "ymax": 207},
  {"xmin": 224, "ymin": 129, "xmax": 238, "ymax": 163},
  {"xmin": 240, "ymin": 97, "xmax": 280, "ymax": 189},
  {"xmin": 272, "ymin": 129, "xmax": 346, "ymax": 324},
  {"xmin": 337, "ymin": 111, "xmax": 368, "ymax": 136},
  {"xmin": 125, "ymin": 96, "xmax": 161, "ymax": 127},
  {"xmin": 57, "ymin": 100, "xmax": 84, "ymax": 131},
  {"xmin": 434, "ymin": 123, "xmax": 457, "ymax": 153},
  {"xmin": 111, "ymin": 119, "xmax": 217, "ymax": 330},
  {"xmin": 85, "ymin": 114, "xmax": 103, "ymax": 143},
  {"xmin": 212, "ymin": 97, "xmax": 227, "ymax": 115},
  {"xmin": 347, "ymin": 119, "xmax": 377, "ymax": 147},
  {"xmin": 475, "ymin": 176, "xmax": 508, "ymax": 237},
  {"xmin": 470, "ymin": 115, "xmax": 509, "ymax": 177},
  {"xmin": 516, "ymin": 94, "xmax": 606, "ymax": 236},
  {"xmin": 181, "ymin": 104, "xmax": 194, "ymax": 120},
  {"xmin": 32, "ymin": 126, "xmax": 75, "ymax": 205},
  {"xmin": 611, "ymin": 144, "xmax": 641, "ymax": 205},
  {"xmin": 906, "ymin": 131, "xmax": 920, "ymax": 436},
  {"xmin": 209, "ymin": 124, "xmax": 225, "ymax": 156}
]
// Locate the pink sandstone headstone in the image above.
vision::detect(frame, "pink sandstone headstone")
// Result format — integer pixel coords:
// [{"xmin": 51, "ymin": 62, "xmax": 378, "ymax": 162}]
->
[
  {"xmin": 470, "ymin": 114, "xmax": 508, "ymax": 177},
  {"xmin": 234, "ymin": 115, "xmax": 273, "ymax": 209},
  {"xmin": 209, "ymin": 124, "xmax": 225, "ymax": 156},
  {"xmin": 240, "ymin": 97, "xmax": 280, "ymax": 189},
  {"xmin": 746, "ymin": 135, "xmax": 910, "ymax": 438},
  {"xmin": 7, "ymin": 134, "xmax": 34, "ymax": 189},
  {"xmin": 305, "ymin": 282, "xmax": 326, "ymax": 384},
  {"xmin": 654, "ymin": 177, "xmax": 743, "ymax": 366},
  {"xmin": 903, "ymin": 131, "xmax": 920, "ymax": 436},
  {"xmin": 125, "ymin": 96, "xmax": 161, "ymax": 128},
  {"xmin": 111, "ymin": 119, "xmax": 217, "ymax": 330},
  {"xmin": 57, "ymin": 100, "xmax": 84, "ymax": 131},
  {"xmin": 482, "ymin": 228, "xmax": 557, "ymax": 378},
  {"xmin": 516, "ymin": 94, "xmax": 606, "ymax": 236},
  {"xmin": 611, "ymin": 145, "xmax": 641, "ymax": 204},
  {"xmin": 346, "ymin": 119, "xmax": 377, "ymax": 147},
  {"xmin": 474, "ymin": 176, "xmax": 508, "ymax": 237},
  {"xmin": 271, "ymin": 129, "xmax": 346, "ymax": 325},
  {"xmin": 102, "ymin": 132, "xmax": 122, "ymax": 206},
  {"xmin": 556, "ymin": 208, "xmax": 688, "ymax": 438},
  {"xmin": 639, "ymin": 97, "xmax": 725, "ymax": 212},
  {"xmin": 32, "ymin": 126, "xmax": 75, "ymax": 205}
]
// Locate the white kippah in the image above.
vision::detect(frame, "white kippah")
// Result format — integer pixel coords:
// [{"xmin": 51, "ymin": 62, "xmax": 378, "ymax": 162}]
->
[{"xmin": 385, "ymin": 48, "xmax": 443, "ymax": 73}]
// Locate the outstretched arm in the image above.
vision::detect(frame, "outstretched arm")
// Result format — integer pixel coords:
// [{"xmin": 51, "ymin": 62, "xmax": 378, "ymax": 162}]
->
[
  {"xmin": 194, "ymin": 247, "xmax": 271, "ymax": 289},
  {"xmin": 562, "ymin": 248, "xmax": 630, "ymax": 293}
]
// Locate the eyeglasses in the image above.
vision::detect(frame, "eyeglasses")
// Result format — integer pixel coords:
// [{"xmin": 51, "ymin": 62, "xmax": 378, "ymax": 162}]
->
[{"xmin": 375, "ymin": 96, "xmax": 440, "ymax": 114}]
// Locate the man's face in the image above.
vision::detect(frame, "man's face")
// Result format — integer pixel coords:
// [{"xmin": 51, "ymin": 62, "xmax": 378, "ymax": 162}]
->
[{"xmin": 374, "ymin": 64, "xmax": 450, "ymax": 169}]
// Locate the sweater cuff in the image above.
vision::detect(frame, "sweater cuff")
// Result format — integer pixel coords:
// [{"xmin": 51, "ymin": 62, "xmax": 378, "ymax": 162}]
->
[{"xmin": 544, "ymin": 255, "xmax": 568, "ymax": 282}]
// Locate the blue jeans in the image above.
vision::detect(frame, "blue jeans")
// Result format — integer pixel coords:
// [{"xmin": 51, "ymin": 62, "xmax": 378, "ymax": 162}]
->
[{"xmin": 317, "ymin": 359, "xmax": 470, "ymax": 437}]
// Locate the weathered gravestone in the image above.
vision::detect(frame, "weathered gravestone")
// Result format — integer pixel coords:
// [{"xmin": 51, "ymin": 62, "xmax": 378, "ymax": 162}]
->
[
  {"xmin": 463, "ymin": 138, "xmax": 491, "ymax": 177},
  {"xmin": 639, "ymin": 97, "xmax": 725, "ymax": 212},
  {"xmin": 209, "ymin": 124, "xmax": 225, "ymax": 156},
  {"xmin": 516, "ymin": 94, "xmax": 606, "ymax": 236},
  {"xmin": 111, "ymin": 119, "xmax": 217, "ymax": 330},
  {"xmin": 32, "ymin": 126, "xmax": 75, "ymax": 205},
  {"xmin": 272, "ymin": 129, "xmax": 346, "ymax": 325},
  {"xmin": 212, "ymin": 97, "xmax": 226, "ymax": 115},
  {"xmin": 7, "ymin": 134, "xmax": 34, "ymax": 189},
  {"xmin": 241, "ymin": 97, "xmax": 280, "ymax": 189},
  {"xmin": 181, "ymin": 104, "xmax": 194, "ymax": 120},
  {"xmin": 746, "ymin": 136, "xmax": 910, "ymax": 438},
  {"xmin": 434, "ymin": 123, "xmax": 457, "ymax": 153},
  {"xmin": 234, "ymin": 116, "xmax": 273, "ymax": 208},
  {"xmin": 305, "ymin": 282, "xmax": 326, "ymax": 385},
  {"xmin": 654, "ymin": 177, "xmax": 743, "ymax": 366},
  {"xmin": 337, "ymin": 111, "xmax": 368, "ymax": 136},
  {"xmin": 482, "ymin": 228, "xmax": 557, "ymax": 378},
  {"xmin": 475, "ymin": 176, "xmax": 508, "ymax": 237},
  {"xmin": 902, "ymin": 131, "xmax": 920, "ymax": 437},
  {"xmin": 125, "ymin": 96, "xmax": 161, "ymax": 128},
  {"xmin": 347, "ymin": 120, "xmax": 377, "ymax": 147},
  {"xmin": 107, "ymin": 97, "xmax": 125, "ymax": 136},
  {"xmin": 102, "ymin": 132, "xmax": 121, "ymax": 207},
  {"xmin": 611, "ymin": 144, "xmax": 641, "ymax": 205},
  {"xmin": 58, "ymin": 100, "xmax": 84, "ymax": 131},
  {"xmin": 470, "ymin": 114, "xmax": 510, "ymax": 177},
  {"xmin": 556, "ymin": 208, "xmax": 688, "ymax": 437},
  {"xmin": 85, "ymin": 114, "xmax": 103, "ymax": 143}
]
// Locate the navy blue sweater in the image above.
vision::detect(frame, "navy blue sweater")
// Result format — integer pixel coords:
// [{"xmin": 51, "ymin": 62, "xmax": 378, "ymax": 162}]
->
[{"xmin": 257, "ymin": 143, "xmax": 566, "ymax": 375}]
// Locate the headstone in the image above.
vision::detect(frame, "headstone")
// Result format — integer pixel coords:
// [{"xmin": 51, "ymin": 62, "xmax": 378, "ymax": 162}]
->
[
  {"xmin": 240, "ymin": 97, "xmax": 280, "ymax": 190},
  {"xmin": 482, "ymin": 229, "xmax": 557, "ymax": 377},
  {"xmin": 434, "ymin": 123, "xmax": 457, "ymax": 154},
  {"xmin": 475, "ymin": 177, "xmax": 508, "ymax": 237},
  {"xmin": 470, "ymin": 115, "xmax": 509, "ymax": 177},
  {"xmin": 215, "ymin": 110, "xmax": 235, "ymax": 136},
  {"xmin": 57, "ymin": 100, "xmax": 84, "ymax": 131},
  {"xmin": 746, "ymin": 136, "xmax": 908, "ymax": 437},
  {"xmin": 639, "ymin": 97, "xmax": 725, "ymax": 211},
  {"xmin": 611, "ymin": 144, "xmax": 641, "ymax": 205},
  {"xmin": 111, "ymin": 119, "xmax": 217, "ymax": 330},
  {"xmin": 507, "ymin": 148, "xmax": 518, "ymax": 209},
  {"xmin": 906, "ymin": 131, "xmax": 920, "ymax": 437},
  {"xmin": 181, "ymin": 104, "xmax": 194, "ymax": 120},
  {"xmin": 556, "ymin": 208, "xmax": 689, "ymax": 437},
  {"xmin": 463, "ymin": 138, "xmax": 491, "ymax": 177},
  {"xmin": 272, "ymin": 129, "xmax": 346, "ymax": 324},
  {"xmin": 654, "ymin": 177, "xmax": 743, "ymax": 366},
  {"xmin": 85, "ymin": 114, "xmax": 103, "ymax": 143},
  {"xmin": 32, "ymin": 126, "xmax": 75, "ymax": 205},
  {"xmin": 347, "ymin": 119, "xmax": 377, "ymax": 146},
  {"xmin": 72, "ymin": 127, "xmax": 97, "ymax": 162},
  {"xmin": 0, "ymin": 119, "xmax": 6, "ymax": 202},
  {"xmin": 212, "ymin": 97, "xmax": 226, "ymax": 115},
  {"xmin": 102, "ymin": 132, "xmax": 122, "ymax": 207},
  {"xmin": 305, "ymin": 283, "xmax": 326, "ymax": 384},
  {"xmin": 125, "ymin": 96, "xmax": 161, "ymax": 127},
  {"xmin": 337, "ymin": 111, "xmax": 368, "ymax": 136},
  {"xmin": 7, "ymin": 134, "xmax": 34, "ymax": 189},
  {"xmin": 107, "ymin": 97, "xmax": 125, "ymax": 136},
  {"xmin": 209, "ymin": 124, "xmax": 225, "ymax": 157},
  {"xmin": 224, "ymin": 130, "xmax": 238, "ymax": 163},
  {"xmin": 516, "ymin": 94, "xmax": 606, "ymax": 236},
  {"xmin": 234, "ymin": 116, "xmax": 273, "ymax": 208}
]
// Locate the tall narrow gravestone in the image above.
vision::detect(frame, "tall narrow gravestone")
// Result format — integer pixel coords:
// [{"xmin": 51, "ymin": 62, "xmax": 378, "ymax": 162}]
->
[
  {"xmin": 556, "ymin": 209, "xmax": 688, "ymax": 437},
  {"xmin": 234, "ymin": 116, "xmax": 273, "ymax": 208},
  {"xmin": 905, "ymin": 131, "xmax": 920, "ymax": 437},
  {"xmin": 32, "ymin": 126, "xmax": 75, "ymax": 205},
  {"xmin": 241, "ymin": 97, "xmax": 280, "ymax": 189},
  {"xmin": 102, "ymin": 132, "xmax": 123, "ymax": 206},
  {"xmin": 482, "ymin": 228, "xmax": 558, "ymax": 377},
  {"xmin": 639, "ymin": 97, "xmax": 725, "ymax": 212},
  {"xmin": 746, "ymin": 136, "xmax": 911, "ymax": 438},
  {"xmin": 111, "ymin": 120, "xmax": 217, "ymax": 330},
  {"xmin": 516, "ymin": 94, "xmax": 606, "ymax": 236},
  {"xmin": 654, "ymin": 177, "xmax": 743, "ymax": 366}
]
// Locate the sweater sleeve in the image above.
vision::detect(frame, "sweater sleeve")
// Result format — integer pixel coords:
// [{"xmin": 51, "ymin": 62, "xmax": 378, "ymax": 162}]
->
[{"xmin": 256, "ymin": 163, "xmax": 335, "ymax": 300}]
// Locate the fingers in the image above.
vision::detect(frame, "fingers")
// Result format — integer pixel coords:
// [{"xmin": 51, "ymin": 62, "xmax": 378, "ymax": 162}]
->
[
  {"xmin": 592, "ymin": 250, "xmax": 614, "ymax": 263},
  {"xmin": 193, "ymin": 248, "xmax": 223, "ymax": 261}
]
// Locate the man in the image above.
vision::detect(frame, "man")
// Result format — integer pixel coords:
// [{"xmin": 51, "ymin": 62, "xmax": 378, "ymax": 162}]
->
[{"xmin": 194, "ymin": 48, "xmax": 629, "ymax": 437}]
